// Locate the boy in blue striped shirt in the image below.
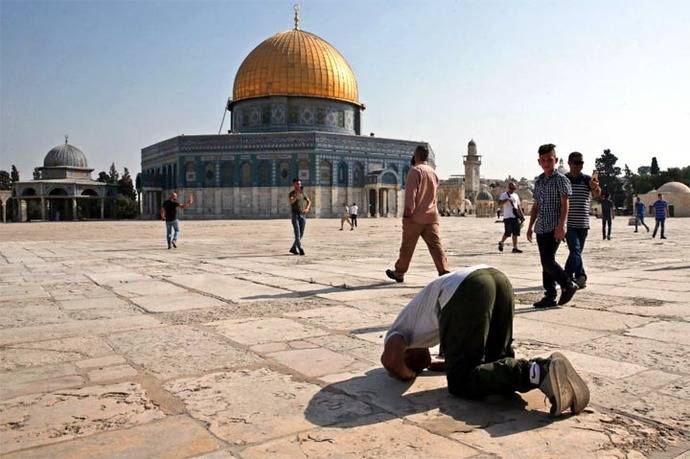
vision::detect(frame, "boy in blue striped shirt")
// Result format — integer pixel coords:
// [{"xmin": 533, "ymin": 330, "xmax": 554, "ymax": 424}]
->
[{"xmin": 652, "ymin": 193, "xmax": 669, "ymax": 239}]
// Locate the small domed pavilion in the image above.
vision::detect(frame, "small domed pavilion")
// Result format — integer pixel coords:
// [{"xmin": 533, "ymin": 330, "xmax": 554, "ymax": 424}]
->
[{"xmin": 13, "ymin": 137, "xmax": 116, "ymax": 221}]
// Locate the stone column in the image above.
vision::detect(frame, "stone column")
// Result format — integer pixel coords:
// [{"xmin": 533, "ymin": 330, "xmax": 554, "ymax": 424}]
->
[
  {"xmin": 72, "ymin": 198, "xmax": 78, "ymax": 221},
  {"xmin": 100, "ymin": 198, "xmax": 105, "ymax": 219},
  {"xmin": 1, "ymin": 201, "xmax": 5, "ymax": 223},
  {"xmin": 40, "ymin": 197, "xmax": 46, "ymax": 221},
  {"xmin": 20, "ymin": 199, "xmax": 27, "ymax": 222}
]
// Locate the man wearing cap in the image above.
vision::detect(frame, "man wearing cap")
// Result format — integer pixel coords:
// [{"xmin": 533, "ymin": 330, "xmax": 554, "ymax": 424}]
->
[{"xmin": 564, "ymin": 152, "xmax": 600, "ymax": 289}]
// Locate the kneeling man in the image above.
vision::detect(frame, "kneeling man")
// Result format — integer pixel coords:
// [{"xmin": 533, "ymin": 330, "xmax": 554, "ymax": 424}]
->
[{"xmin": 381, "ymin": 265, "xmax": 590, "ymax": 416}]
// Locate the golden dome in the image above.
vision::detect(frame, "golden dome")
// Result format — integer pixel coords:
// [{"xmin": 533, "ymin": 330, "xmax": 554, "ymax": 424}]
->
[{"xmin": 232, "ymin": 29, "xmax": 362, "ymax": 107}]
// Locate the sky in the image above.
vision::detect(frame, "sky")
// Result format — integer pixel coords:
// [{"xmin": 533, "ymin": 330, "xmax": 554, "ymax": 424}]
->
[{"xmin": 1, "ymin": 0, "xmax": 689, "ymax": 181}]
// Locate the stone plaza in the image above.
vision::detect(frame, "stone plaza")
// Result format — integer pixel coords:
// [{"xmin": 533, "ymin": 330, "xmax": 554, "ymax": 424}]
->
[{"xmin": 0, "ymin": 217, "xmax": 689, "ymax": 458}]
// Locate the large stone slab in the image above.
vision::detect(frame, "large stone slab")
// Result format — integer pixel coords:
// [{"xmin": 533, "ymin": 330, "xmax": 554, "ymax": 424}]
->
[
  {"xmin": 524, "ymin": 307, "xmax": 652, "ymax": 331},
  {"xmin": 112, "ymin": 280, "xmax": 188, "ymax": 297},
  {"xmin": 164, "ymin": 368, "xmax": 372, "ymax": 446},
  {"xmin": 267, "ymin": 347, "xmax": 362, "ymax": 377},
  {"xmin": 108, "ymin": 325, "xmax": 262, "ymax": 380},
  {"xmin": 0, "ymin": 382, "xmax": 164, "ymax": 454},
  {"xmin": 212, "ymin": 317, "xmax": 327, "ymax": 345},
  {"xmin": 625, "ymin": 321, "xmax": 690, "ymax": 346},
  {"xmin": 170, "ymin": 274, "xmax": 290, "ymax": 302},
  {"xmin": 0, "ymin": 315, "xmax": 164, "ymax": 346},
  {"xmin": 513, "ymin": 317, "xmax": 608, "ymax": 346},
  {"xmin": 0, "ymin": 363, "xmax": 85, "ymax": 400},
  {"xmin": 131, "ymin": 292, "xmax": 227, "ymax": 312},
  {"xmin": 240, "ymin": 415, "xmax": 480, "ymax": 459},
  {"xmin": 1, "ymin": 335, "xmax": 114, "ymax": 372},
  {"xmin": 3, "ymin": 415, "xmax": 224, "ymax": 459},
  {"xmin": 284, "ymin": 306, "xmax": 392, "ymax": 331}
]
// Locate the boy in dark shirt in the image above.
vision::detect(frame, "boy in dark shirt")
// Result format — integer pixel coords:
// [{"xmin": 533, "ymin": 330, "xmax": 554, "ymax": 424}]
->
[{"xmin": 599, "ymin": 192, "xmax": 614, "ymax": 240}]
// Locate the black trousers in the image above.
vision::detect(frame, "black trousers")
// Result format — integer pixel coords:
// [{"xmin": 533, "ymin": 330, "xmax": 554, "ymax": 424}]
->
[
  {"xmin": 350, "ymin": 214, "xmax": 358, "ymax": 227},
  {"xmin": 442, "ymin": 268, "xmax": 533, "ymax": 398},
  {"xmin": 536, "ymin": 231, "xmax": 570, "ymax": 298},
  {"xmin": 602, "ymin": 216, "xmax": 612, "ymax": 238}
]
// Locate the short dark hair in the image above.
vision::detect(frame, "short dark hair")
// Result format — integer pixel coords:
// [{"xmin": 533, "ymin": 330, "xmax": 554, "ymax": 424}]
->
[
  {"xmin": 292, "ymin": 178, "xmax": 300, "ymax": 184},
  {"xmin": 568, "ymin": 151, "xmax": 583, "ymax": 162},
  {"xmin": 415, "ymin": 145, "xmax": 429, "ymax": 162},
  {"xmin": 538, "ymin": 144, "xmax": 556, "ymax": 156}
]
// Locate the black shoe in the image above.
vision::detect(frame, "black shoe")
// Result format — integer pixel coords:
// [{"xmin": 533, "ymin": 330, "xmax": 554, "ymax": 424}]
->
[
  {"xmin": 299, "ymin": 248, "xmax": 305, "ymax": 256},
  {"xmin": 498, "ymin": 241, "xmax": 504, "ymax": 252},
  {"xmin": 512, "ymin": 247, "xmax": 523, "ymax": 253},
  {"xmin": 607, "ymin": 236, "xmax": 611, "ymax": 240},
  {"xmin": 171, "ymin": 241, "xmax": 177, "ymax": 248},
  {"xmin": 660, "ymin": 236, "xmax": 667, "ymax": 239},
  {"xmin": 339, "ymin": 228, "xmax": 343, "ymax": 231},
  {"xmin": 538, "ymin": 353, "xmax": 590, "ymax": 416},
  {"xmin": 289, "ymin": 247, "xmax": 298, "ymax": 255},
  {"xmin": 385, "ymin": 269, "xmax": 404, "ymax": 283},
  {"xmin": 558, "ymin": 282, "xmax": 578, "ymax": 306},
  {"xmin": 167, "ymin": 244, "xmax": 171, "ymax": 250},
  {"xmin": 634, "ymin": 230, "xmax": 638, "ymax": 233},
  {"xmin": 533, "ymin": 297, "xmax": 557, "ymax": 309},
  {"xmin": 574, "ymin": 275, "xmax": 587, "ymax": 289}
]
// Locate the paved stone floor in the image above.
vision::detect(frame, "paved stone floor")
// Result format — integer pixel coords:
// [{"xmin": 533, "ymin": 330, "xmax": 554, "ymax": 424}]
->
[{"xmin": 0, "ymin": 217, "xmax": 689, "ymax": 458}]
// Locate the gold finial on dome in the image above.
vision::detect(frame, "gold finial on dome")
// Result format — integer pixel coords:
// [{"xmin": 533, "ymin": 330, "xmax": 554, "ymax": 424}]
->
[{"xmin": 293, "ymin": 4, "xmax": 300, "ymax": 30}]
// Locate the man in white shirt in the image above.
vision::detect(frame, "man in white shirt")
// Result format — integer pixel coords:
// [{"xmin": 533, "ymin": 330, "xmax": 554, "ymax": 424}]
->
[
  {"xmin": 380, "ymin": 265, "xmax": 590, "ymax": 417},
  {"xmin": 497, "ymin": 182, "xmax": 523, "ymax": 253},
  {"xmin": 349, "ymin": 202, "xmax": 358, "ymax": 230}
]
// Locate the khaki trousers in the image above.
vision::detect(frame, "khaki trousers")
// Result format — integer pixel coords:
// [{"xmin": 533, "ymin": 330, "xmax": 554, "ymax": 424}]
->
[{"xmin": 394, "ymin": 219, "xmax": 449, "ymax": 276}]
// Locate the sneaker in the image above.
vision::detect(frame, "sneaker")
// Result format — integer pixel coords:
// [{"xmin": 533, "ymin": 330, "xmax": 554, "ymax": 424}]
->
[
  {"xmin": 533, "ymin": 297, "xmax": 557, "ymax": 309},
  {"xmin": 538, "ymin": 352, "xmax": 590, "ymax": 416},
  {"xmin": 558, "ymin": 282, "xmax": 578, "ymax": 306},
  {"xmin": 574, "ymin": 275, "xmax": 587, "ymax": 290},
  {"xmin": 299, "ymin": 248, "xmax": 305, "ymax": 256},
  {"xmin": 289, "ymin": 247, "xmax": 298, "ymax": 255},
  {"xmin": 171, "ymin": 241, "xmax": 177, "ymax": 248},
  {"xmin": 498, "ymin": 241, "xmax": 504, "ymax": 252},
  {"xmin": 512, "ymin": 248, "xmax": 523, "ymax": 253},
  {"xmin": 385, "ymin": 269, "xmax": 404, "ymax": 283}
]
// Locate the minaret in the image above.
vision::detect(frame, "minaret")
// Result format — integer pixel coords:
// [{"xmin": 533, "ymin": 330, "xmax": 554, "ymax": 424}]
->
[{"xmin": 463, "ymin": 139, "xmax": 481, "ymax": 201}]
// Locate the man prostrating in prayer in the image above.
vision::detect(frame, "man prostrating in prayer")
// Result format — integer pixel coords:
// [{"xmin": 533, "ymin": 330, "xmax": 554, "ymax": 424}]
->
[{"xmin": 380, "ymin": 265, "xmax": 590, "ymax": 416}]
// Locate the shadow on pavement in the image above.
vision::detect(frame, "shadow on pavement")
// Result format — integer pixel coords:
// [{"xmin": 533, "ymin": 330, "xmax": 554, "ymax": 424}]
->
[{"xmin": 305, "ymin": 368, "xmax": 556, "ymax": 438}]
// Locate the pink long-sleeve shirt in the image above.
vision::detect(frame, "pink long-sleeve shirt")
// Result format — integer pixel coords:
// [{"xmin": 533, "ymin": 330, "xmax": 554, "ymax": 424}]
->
[{"xmin": 403, "ymin": 162, "xmax": 440, "ymax": 224}]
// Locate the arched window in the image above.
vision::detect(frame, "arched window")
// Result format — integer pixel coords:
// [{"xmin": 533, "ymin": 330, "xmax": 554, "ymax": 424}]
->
[
  {"xmin": 278, "ymin": 161, "xmax": 291, "ymax": 186},
  {"xmin": 320, "ymin": 160, "xmax": 332, "ymax": 186},
  {"xmin": 337, "ymin": 162, "xmax": 348, "ymax": 185},
  {"xmin": 185, "ymin": 161, "xmax": 196, "ymax": 184},
  {"xmin": 258, "ymin": 160, "xmax": 271, "ymax": 186},
  {"xmin": 221, "ymin": 162, "xmax": 234, "ymax": 187},
  {"xmin": 298, "ymin": 159, "xmax": 310, "ymax": 182},
  {"xmin": 240, "ymin": 162, "xmax": 252, "ymax": 186},
  {"xmin": 353, "ymin": 162, "xmax": 364, "ymax": 187},
  {"xmin": 204, "ymin": 162, "xmax": 215, "ymax": 187},
  {"xmin": 382, "ymin": 171, "xmax": 398, "ymax": 185}
]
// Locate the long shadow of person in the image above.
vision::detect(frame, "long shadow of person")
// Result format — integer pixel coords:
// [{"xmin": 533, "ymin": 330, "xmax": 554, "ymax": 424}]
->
[{"xmin": 305, "ymin": 368, "xmax": 556, "ymax": 438}]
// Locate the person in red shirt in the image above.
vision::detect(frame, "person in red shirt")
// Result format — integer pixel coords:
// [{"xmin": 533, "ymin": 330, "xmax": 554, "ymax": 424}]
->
[{"xmin": 386, "ymin": 145, "xmax": 449, "ymax": 282}]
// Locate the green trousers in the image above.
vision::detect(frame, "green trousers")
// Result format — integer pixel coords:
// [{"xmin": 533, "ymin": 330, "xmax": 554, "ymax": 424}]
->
[{"xmin": 440, "ymin": 268, "xmax": 533, "ymax": 398}]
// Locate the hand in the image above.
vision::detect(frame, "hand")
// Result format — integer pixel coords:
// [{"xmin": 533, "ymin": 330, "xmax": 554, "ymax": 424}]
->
[
  {"xmin": 526, "ymin": 227, "xmax": 533, "ymax": 242},
  {"xmin": 554, "ymin": 225, "xmax": 566, "ymax": 241},
  {"xmin": 590, "ymin": 177, "xmax": 599, "ymax": 190}
]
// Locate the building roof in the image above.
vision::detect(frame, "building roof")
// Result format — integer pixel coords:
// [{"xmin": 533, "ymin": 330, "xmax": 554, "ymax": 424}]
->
[
  {"xmin": 657, "ymin": 181, "xmax": 690, "ymax": 194},
  {"xmin": 232, "ymin": 28, "xmax": 361, "ymax": 107},
  {"xmin": 43, "ymin": 139, "xmax": 89, "ymax": 168},
  {"xmin": 477, "ymin": 190, "xmax": 493, "ymax": 201}
]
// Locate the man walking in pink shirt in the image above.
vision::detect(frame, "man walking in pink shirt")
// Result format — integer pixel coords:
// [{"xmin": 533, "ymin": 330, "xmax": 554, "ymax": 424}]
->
[{"xmin": 386, "ymin": 145, "xmax": 450, "ymax": 282}]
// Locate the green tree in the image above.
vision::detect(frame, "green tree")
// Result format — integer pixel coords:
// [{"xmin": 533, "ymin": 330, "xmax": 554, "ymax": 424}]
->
[
  {"xmin": 595, "ymin": 149, "xmax": 624, "ymax": 206},
  {"xmin": 0, "ymin": 170, "xmax": 11, "ymax": 190},
  {"xmin": 117, "ymin": 168, "xmax": 137, "ymax": 201},
  {"xmin": 33, "ymin": 167, "xmax": 41, "ymax": 180},
  {"xmin": 108, "ymin": 163, "xmax": 119, "ymax": 184},
  {"xmin": 622, "ymin": 164, "xmax": 635, "ymax": 209},
  {"xmin": 637, "ymin": 166, "xmax": 650, "ymax": 176},
  {"xmin": 650, "ymin": 157, "xmax": 660, "ymax": 175},
  {"xmin": 114, "ymin": 194, "xmax": 138, "ymax": 219},
  {"xmin": 11, "ymin": 165, "xmax": 19, "ymax": 182},
  {"xmin": 97, "ymin": 171, "xmax": 109, "ymax": 183}
]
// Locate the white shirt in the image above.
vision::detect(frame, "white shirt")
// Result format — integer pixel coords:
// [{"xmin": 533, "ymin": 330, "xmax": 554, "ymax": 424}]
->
[
  {"xmin": 385, "ymin": 265, "xmax": 492, "ymax": 349},
  {"xmin": 499, "ymin": 191, "xmax": 520, "ymax": 219},
  {"xmin": 350, "ymin": 205, "xmax": 358, "ymax": 215}
]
